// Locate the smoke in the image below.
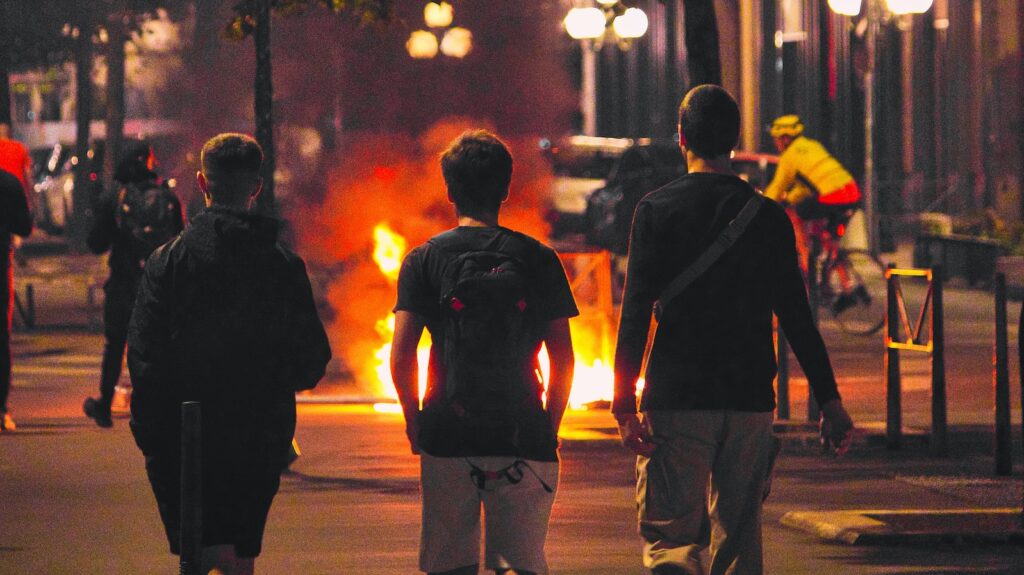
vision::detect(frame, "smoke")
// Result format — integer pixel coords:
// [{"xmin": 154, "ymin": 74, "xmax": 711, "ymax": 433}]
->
[{"xmin": 146, "ymin": 1, "xmax": 577, "ymax": 393}]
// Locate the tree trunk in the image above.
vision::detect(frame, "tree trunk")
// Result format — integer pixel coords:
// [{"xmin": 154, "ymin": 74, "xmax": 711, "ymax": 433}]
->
[
  {"xmin": 683, "ymin": 0, "xmax": 722, "ymax": 87},
  {"xmin": 254, "ymin": 0, "xmax": 276, "ymax": 216},
  {"xmin": 69, "ymin": 14, "xmax": 95, "ymax": 251},
  {"xmin": 102, "ymin": 19, "xmax": 127, "ymax": 194},
  {"xmin": 0, "ymin": 2, "xmax": 12, "ymax": 126}
]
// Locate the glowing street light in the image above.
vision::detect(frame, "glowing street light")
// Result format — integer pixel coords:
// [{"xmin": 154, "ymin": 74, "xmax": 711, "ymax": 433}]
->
[
  {"xmin": 564, "ymin": 7, "xmax": 606, "ymax": 40},
  {"xmin": 827, "ymin": 0, "xmax": 862, "ymax": 16},
  {"xmin": 423, "ymin": 2, "xmax": 454, "ymax": 28},
  {"xmin": 407, "ymin": 2, "xmax": 470, "ymax": 59},
  {"xmin": 406, "ymin": 30, "xmax": 439, "ymax": 59},
  {"xmin": 440, "ymin": 27, "xmax": 473, "ymax": 58},
  {"xmin": 886, "ymin": 0, "xmax": 933, "ymax": 14},
  {"xmin": 612, "ymin": 7, "xmax": 649, "ymax": 39}
]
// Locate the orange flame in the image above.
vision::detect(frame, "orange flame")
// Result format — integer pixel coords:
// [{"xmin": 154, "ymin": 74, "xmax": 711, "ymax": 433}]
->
[{"xmin": 369, "ymin": 222, "xmax": 636, "ymax": 413}]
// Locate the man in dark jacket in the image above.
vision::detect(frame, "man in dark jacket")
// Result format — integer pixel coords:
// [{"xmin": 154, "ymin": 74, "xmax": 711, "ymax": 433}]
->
[
  {"xmin": 128, "ymin": 133, "xmax": 331, "ymax": 574},
  {"xmin": 83, "ymin": 140, "xmax": 183, "ymax": 427},
  {"xmin": 613, "ymin": 85, "xmax": 854, "ymax": 574},
  {"xmin": 0, "ymin": 168, "xmax": 32, "ymax": 432}
]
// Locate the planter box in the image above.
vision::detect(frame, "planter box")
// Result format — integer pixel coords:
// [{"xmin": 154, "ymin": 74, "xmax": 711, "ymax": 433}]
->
[{"xmin": 913, "ymin": 234, "xmax": 1006, "ymax": 287}]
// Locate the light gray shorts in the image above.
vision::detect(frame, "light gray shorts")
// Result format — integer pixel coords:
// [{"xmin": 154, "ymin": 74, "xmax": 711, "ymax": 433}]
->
[{"xmin": 419, "ymin": 453, "xmax": 559, "ymax": 574}]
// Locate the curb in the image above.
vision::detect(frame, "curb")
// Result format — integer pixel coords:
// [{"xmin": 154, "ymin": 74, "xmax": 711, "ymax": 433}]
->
[{"xmin": 780, "ymin": 508, "xmax": 1024, "ymax": 545}]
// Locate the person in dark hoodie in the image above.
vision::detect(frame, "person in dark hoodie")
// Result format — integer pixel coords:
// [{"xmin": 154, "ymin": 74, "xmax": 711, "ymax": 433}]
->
[
  {"xmin": 84, "ymin": 139, "xmax": 184, "ymax": 427},
  {"xmin": 127, "ymin": 133, "xmax": 331, "ymax": 575}
]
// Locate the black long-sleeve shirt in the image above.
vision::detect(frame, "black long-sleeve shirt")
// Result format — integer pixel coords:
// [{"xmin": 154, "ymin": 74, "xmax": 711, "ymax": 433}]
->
[{"xmin": 612, "ymin": 172, "xmax": 840, "ymax": 414}]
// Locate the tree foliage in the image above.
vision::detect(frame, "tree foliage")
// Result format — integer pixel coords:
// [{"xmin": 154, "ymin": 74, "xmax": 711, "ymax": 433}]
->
[
  {"xmin": 225, "ymin": 0, "xmax": 392, "ymax": 40},
  {"xmin": 220, "ymin": 0, "xmax": 391, "ymax": 215}
]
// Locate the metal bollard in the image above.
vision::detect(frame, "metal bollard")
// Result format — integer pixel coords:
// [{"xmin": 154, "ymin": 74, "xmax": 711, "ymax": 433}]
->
[
  {"xmin": 930, "ymin": 266, "xmax": 948, "ymax": 457},
  {"xmin": 994, "ymin": 273, "xmax": 1012, "ymax": 475},
  {"xmin": 180, "ymin": 402, "xmax": 202, "ymax": 575},
  {"xmin": 885, "ymin": 264, "xmax": 901, "ymax": 450},
  {"xmin": 777, "ymin": 327, "xmax": 790, "ymax": 421}
]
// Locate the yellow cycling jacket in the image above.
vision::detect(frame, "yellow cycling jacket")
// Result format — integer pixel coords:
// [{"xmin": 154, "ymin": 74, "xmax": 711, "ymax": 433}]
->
[{"xmin": 765, "ymin": 136, "xmax": 859, "ymax": 206}]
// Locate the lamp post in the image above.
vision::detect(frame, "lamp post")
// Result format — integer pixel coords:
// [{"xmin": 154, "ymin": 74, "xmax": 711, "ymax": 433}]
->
[
  {"xmin": 563, "ymin": 1, "xmax": 649, "ymax": 136},
  {"xmin": 828, "ymin": 0, "xmax": 933, "ymax": 254}
]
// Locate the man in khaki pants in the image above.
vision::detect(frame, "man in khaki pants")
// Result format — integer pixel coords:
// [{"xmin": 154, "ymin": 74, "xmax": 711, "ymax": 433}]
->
[{"xmin": 612, "ymin": 85, "xmax": 854, "ymax": 574}]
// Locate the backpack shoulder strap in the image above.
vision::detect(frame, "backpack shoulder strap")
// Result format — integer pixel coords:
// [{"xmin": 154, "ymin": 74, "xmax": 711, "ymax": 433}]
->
[{"xmin": 654, "ymin": 193, "xmax": 765, "ymax": 320}]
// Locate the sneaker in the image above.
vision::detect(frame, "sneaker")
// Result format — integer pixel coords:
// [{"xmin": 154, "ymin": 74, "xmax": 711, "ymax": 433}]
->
[
  {"xmin": 83, "ymin": 397, "xmax": 113, "ymax": 428},
  {"xmin": 0, "ymin": 412, "xmax": 15, "ymax": 432}
]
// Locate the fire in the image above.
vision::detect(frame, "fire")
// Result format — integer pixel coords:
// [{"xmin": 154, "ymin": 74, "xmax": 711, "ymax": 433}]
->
[
  {"xmin": 371, "ymin": 224, "xmax": 431, "ymax": 412},
  {"xmin": 369, "ymin": 221, "xmax": 633, "ymax": 413},
  {"xmin": 373, "ymin": 223, "xmax": 407, "ymax": 280}
]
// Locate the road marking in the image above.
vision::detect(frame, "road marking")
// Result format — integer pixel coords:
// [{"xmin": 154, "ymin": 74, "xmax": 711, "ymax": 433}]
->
[{"xmin": 13, "ymin": 366, "xmax": 100, "ymax": 376}]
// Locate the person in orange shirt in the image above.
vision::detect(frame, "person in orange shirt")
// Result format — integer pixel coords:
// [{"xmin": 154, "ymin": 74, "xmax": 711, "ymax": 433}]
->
[{"xmin": 0, "ymin": 123, "xmax": 33, "ymax": 193}]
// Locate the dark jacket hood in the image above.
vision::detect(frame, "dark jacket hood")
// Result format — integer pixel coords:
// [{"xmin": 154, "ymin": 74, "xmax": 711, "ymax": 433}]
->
[{"xmin": 183, "ymin": 206, "xmax": 280, "ymax": 261}]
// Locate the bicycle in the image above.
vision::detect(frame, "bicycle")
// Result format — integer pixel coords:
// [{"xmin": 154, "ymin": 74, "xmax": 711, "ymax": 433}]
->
[{"xmin": 804, "ymin": 210, "xmax": 888, "ymax": 336}]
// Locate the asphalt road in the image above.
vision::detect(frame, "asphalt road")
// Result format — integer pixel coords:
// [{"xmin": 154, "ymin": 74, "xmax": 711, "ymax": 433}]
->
[{"xmin": 2, "ymin": 328, "xmax": 1024, "ymax": 574}]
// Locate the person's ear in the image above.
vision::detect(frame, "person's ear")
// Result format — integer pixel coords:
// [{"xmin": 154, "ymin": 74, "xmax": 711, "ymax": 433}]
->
[
  {"xmin": 251, "ymin": 176, "xmax": 264, "ymax": 200},
  {"xmin": 197, "ymin": 171, "xmax": 212, "ymax": 205}
]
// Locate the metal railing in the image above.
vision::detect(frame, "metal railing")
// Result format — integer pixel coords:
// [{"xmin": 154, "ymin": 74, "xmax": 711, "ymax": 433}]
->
[{"xmin": 884, "ymin": 265, "xmax": 947, "ymax": 456}]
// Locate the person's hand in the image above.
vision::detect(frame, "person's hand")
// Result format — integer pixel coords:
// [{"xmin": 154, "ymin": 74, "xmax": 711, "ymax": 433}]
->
[
  {"xmin": 403, "ymin": 411, "xmax": 421, "ymax": 455},
  {"xmin": 616, "ymin": 413, "xmax": 657, "ymax": 457},
  {"xmin": 819, "ymin": 399, "xmax": 854, "ymax": 457}
]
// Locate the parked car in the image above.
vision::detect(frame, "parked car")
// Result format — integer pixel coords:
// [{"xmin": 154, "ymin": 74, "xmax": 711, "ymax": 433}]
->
[
  {"xmin": 541, "ymin": 135, "xmax": 779, "ymax": 253},
  {"xmin": 30, "ymin": 144, "xmax": 76, "ymax": 235},
  {"xmin": 29, "ymin": 136, "xmax": 188, "ymax": 236}
]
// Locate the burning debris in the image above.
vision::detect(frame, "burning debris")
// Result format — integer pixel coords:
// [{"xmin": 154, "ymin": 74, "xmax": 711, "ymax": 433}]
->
[{"xmin": 288, "ymin": 118, "xmax": 626, "ymax": 409}]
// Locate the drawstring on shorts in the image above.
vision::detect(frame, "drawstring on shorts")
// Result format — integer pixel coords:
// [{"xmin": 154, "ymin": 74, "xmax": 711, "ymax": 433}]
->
[{"xmin": 465, "ymin": 458, "xmax": 554, "ymax": 493}]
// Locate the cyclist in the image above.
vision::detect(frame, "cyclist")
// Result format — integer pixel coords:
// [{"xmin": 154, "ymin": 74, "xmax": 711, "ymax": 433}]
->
[{"xmin": 765, "ymin": 114, "xmax": 864, "ymax": 313}]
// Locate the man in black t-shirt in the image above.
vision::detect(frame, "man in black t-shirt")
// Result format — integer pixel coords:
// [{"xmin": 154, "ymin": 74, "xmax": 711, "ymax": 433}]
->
[
  {"xmin": 613, "ymin": 86, "xmax": 854, "ymax": 573},
  {"xmin": 392, "ymin": 130, "xmax": 578, "ymax": 575}
]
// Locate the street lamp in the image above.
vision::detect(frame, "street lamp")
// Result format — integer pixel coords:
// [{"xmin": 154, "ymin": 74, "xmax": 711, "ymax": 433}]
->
[
  {"xmin": 828, "ymin": 0, "xmax": 932, "ymax": 253},
  {"xmin": 562, "ymin": 1, "xmax": 649, "ymax": 136}
]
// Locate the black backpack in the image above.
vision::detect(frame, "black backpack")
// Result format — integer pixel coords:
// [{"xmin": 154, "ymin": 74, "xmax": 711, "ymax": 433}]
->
[
  {"xmin": 435, "ymin": 242, "xmax": 541, "ymax": 444},
  {"xmin": 116, "ymin": 180, "xmax": 179, "ymax": 264}
]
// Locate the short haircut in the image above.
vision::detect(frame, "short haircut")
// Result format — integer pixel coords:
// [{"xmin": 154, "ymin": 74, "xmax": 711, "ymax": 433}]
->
[
  {"xmin": 440, "ymin": 130, "xmax": 513, "ymax": 218},
  {"xmin": 677, "ymin": 84, "xmax": 740, "ymax": 159},
  {"xmin": 200, "ymin": 133, "xmax": 263, "ymax": 203}
]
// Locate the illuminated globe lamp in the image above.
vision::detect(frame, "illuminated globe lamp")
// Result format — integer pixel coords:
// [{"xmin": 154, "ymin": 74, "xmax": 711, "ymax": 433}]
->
[
  {"xmin": 612, "ymin": 7, "xmax": 649, "ymax": 39},
  {"xmin": 407, "ymin": 30, "xmax": 439, "ymax": 59},
  {"xmin": 827, "ymin": 0, "xmax": 862, "ymax": 16},
  {"xmin": 564, "ymin": 7, "xmax": 606, "ymax": 40},
  {"xmin": 886, "ymin": 0, "xmax": 933, "ymax": 14},
  {"xmin": 440, "ymin": 27, "xmax": 473, "ymax": 58},
  {"xmin": 423, "ymin": 2, "xmax": 454, "ymax": 28}
]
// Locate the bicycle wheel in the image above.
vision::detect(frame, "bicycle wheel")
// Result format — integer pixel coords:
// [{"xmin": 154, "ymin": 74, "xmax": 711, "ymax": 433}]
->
[{"xmin": 825, "ymin": 249, "xmax": 887, "ymax": 336}]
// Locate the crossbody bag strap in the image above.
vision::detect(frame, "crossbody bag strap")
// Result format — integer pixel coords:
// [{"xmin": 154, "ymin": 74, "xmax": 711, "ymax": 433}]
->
[{"xmin": 653, "ymin": 193, "xmax": 765, "ymax": 321}]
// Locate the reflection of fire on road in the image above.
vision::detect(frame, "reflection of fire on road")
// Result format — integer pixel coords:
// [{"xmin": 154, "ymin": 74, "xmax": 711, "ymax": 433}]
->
[{"xmin": 368, "ymin": 224, "xmax": 633, "ymax": 411}]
